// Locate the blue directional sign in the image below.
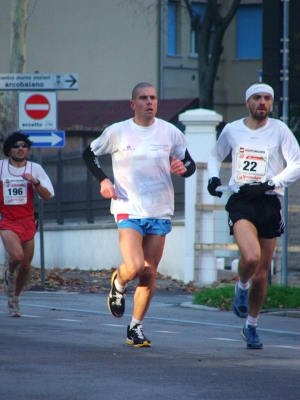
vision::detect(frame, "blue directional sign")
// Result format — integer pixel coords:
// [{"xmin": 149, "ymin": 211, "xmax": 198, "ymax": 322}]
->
[{"xmin": 21, "ymin": 131, "xmax": 65, "ymax": 148}]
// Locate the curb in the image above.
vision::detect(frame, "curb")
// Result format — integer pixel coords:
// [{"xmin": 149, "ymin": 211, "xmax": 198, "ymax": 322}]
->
[
  {"xmin": 261, "ymin": 309, "xmax": 300, "ymax": 318},
  {"xmin": 181, "ymin": 302, "xmax": 300, "ymax": 317},
  {"xmin": 180, "ymin": 301, "xmax": 220, "ymax": 311}
]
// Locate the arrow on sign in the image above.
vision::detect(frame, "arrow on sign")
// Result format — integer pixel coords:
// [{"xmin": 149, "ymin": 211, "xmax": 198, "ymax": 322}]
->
[
  {"xmin": 65, "ymin": 74, "xmax": 77, "ymax": 88},
  {"xmin": 23, "ymin": 131, "xmax": 65, "ymax": 148}
]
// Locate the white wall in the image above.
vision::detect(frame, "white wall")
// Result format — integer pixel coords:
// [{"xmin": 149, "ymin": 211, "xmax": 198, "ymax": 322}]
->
[{"xmin": 27, "ymin": 220, "xmax": 186, "ymax": 281}]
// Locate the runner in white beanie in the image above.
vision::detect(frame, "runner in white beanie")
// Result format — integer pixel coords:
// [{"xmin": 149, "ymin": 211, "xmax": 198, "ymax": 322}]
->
[
  {"xmin": 207, "ymin": 82, "xmax": 300, "ymax": 350},
  {"xmin": 245, "ymin": 83, "xmax": 274, "ymax": 101}
]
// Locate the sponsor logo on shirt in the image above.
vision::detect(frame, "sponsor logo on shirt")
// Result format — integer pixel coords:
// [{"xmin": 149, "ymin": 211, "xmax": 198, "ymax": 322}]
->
[
  {"xmin": 236, "ymin": 173, "xmax": 261, "ymax": 181},
  {"xmin": 123, "ymin": 145, "xmax": 135, "ymax": 151},
  {"xmin": 151, "ymin": 144, "xmax": 169, "ymax": 151}
]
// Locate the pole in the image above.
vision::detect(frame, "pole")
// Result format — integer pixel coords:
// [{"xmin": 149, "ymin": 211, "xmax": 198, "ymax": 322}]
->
[
  {"xmin": 37, "ymin": 148, "xmax": 45, "ymax": 289},
  {"xmin": 159, "ymin": 0, "xmax": 165, "ymax": 99},
  {"xmin": 281, "ymin": 0, "xmax": 289, "ymax": 285}
]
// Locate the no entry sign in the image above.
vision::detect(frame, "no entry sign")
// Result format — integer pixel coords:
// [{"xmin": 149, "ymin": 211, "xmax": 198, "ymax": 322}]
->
[
  {"xmin": 25, "ymin": 94, "xmax": 50, "ymax": 119},
  {"xmin": 18, "ymin": 91, "xmax": 57, "ymax": 130}
]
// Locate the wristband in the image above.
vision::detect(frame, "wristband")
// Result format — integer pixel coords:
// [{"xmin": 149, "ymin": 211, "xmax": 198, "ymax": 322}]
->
[{"xmin": 33, "ymin": 179, "xmax": 40, "ymax": 187}]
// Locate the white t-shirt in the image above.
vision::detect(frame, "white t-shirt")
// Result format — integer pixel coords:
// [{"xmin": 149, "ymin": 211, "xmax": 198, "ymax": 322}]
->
[
  {"xmin": 91, "ymin": 118, "xmax": 187, "ymax": 219},
  {"xmin": 207, "ymin": 118, "xmax": 300, "ymax": 196}
]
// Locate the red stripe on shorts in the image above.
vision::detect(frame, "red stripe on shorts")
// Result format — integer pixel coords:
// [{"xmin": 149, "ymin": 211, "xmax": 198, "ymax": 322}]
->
[{"xmin": 116, "ymin": 214, "xmax": 129, "ymax": 222}]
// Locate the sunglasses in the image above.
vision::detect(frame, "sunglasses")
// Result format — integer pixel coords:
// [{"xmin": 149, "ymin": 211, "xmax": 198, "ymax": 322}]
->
[{"xmin": 11, "ymin": 143, "xmax": 29, "ymax": 149}]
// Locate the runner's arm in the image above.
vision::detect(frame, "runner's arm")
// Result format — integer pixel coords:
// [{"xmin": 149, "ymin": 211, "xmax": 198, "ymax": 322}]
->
[
  {"xmin": 181, "ymin": 149, "xmax": 196, "ymax": 178},
  {"xmin": 82, "ymin": 145, "xmax": 108, "ymax": 183}
]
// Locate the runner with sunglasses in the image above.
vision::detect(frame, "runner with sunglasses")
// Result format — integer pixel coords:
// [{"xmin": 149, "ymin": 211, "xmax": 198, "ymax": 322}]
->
[{"xmin": 1, "ymin": 131, "xmax": 54, "ymax": 316}]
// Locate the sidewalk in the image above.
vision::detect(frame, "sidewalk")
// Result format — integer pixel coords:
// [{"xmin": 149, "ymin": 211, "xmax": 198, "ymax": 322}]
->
[
  {"xmin": 1, "ymin": 267, "xmax": 299, "ymax": 317},
  {"xmin": 18, "ymin": 267, "xmax": 199, "ymax": 295}
]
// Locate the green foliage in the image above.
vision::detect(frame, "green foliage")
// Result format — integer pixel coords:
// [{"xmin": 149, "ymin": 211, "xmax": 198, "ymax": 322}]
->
[
  {"xmin": 193, "ymin": 285, "xmax": 235, "ymax": 311},
  {"xmin": 263, "ymin": 285, "xmax": 300, "ymax": 309},
  {"xmin": 193, "ymin": 284, "xmax": 300, "ymax": 311}
]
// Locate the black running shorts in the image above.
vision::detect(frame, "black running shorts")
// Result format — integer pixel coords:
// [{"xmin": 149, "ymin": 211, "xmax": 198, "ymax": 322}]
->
[{"xmin": 225, "ymin": 193, "xmax": 285, "ymax": 239}]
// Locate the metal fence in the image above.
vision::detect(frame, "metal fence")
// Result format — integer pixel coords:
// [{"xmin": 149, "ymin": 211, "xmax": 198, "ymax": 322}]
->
[
  {"xmin": 195, "ymin": 162, "xmax": 300, "ymax": 283},
  {"xmin": 32, "ymin": 151, "xmax": 185, "ymax": 224}
]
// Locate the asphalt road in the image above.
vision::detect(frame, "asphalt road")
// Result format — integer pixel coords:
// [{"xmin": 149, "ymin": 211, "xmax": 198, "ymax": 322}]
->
[{"xmin": 0, "ymin": 290, "xmax": 299, "ymax": 400}]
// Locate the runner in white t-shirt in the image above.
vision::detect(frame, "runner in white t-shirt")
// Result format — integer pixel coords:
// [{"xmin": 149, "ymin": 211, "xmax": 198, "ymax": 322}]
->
[
  {"xmin": 83, "ymin": 82, "xmax": 196, "ymax": 347},
  {"xmin": 1, "ymin": 131, "xmax": 54, "ymax": 317},
  {"xmin": 207, "ymin": 83, "xmax": 300, "ymax": 349}
]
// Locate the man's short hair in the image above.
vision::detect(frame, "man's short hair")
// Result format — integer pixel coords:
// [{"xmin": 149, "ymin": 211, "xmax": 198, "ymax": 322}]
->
[
  {"xmin": 3, "ymin": 131, "xmax": 33, "ymax": 157},
  {"xmin": 131, "ymin": 82, "xmax": 155, "ymax": 100}
]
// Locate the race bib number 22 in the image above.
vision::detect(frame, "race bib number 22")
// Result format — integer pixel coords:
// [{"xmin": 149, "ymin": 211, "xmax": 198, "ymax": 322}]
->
[{"xmin": 235, "ymin": 147, "xmax": 269, "ymax": 184}]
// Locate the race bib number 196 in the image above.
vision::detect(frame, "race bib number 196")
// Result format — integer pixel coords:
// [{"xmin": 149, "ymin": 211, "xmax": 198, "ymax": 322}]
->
[{"xmin": 3, "ymin": 179, "xmax": 28, "ymax": 205}]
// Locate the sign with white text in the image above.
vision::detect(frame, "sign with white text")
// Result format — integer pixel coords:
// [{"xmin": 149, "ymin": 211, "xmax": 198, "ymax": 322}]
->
[{"xmin": 0, "ymin": 73, "xmax": 78, "ymax": 90}]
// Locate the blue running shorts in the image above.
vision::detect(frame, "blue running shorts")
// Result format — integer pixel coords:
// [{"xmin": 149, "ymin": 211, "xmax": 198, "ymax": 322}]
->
[{"xmin": 116, "ymin": 218, "xmax": 172, "ymax": 237}]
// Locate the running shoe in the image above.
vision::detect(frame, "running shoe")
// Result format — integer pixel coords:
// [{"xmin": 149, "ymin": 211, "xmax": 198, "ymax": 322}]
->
[
  {"xmin": 107, "ymin": 270, "xmax": 126, "ymax": 318},
  {"xmin": 241, "ymin": 324, "xmax": 262, "ymax": 349},
  {"xmin": 232, "ymin": 282, "xmax": 249, "ymax": 318},
  {"xmin": 126, "ymin": 324, "xmax": 151, "ymax": 348},
  {"xmin": 8, "ymin": 296, "xmax": 21, "ymax": 317},
  {"xmin": 3, "ymin": 267, "xmax": 16, "ymax": 298}
]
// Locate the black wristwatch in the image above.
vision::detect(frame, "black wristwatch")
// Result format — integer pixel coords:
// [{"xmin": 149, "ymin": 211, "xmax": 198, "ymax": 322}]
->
[{"xmin": 33, "ymin": 179, "xmax": 40, "ymax": 187}]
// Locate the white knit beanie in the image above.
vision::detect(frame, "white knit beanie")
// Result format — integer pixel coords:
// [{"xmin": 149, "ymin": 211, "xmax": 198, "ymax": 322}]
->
[{"xmin": 245, "ymin": 83, "xmax": 274, "ymax": 101}]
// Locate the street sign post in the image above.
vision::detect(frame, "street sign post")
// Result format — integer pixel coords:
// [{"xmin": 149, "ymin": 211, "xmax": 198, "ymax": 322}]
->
[
  {"xmin": 22, "ymin": 131, "xmax": 65, "ymax": 148},
  {"xmin": 12, "ymin": 73, "xmax": 77, "ymax": 290},
  {"xmin": 0, "ymin": 73, "xmax": 78, "ymax": 90},
  {"xmin": 18, "ymin": 91, "xmax": 57, "ymax": 130}
]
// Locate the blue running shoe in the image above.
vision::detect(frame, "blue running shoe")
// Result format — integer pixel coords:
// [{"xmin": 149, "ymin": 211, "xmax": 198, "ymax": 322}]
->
[
  {"xmin": 232, "ymin": 282, "xmax": 249, "ymax": 318},
  {"xmin": 241, "ymin": 324, "xmax": 263, "ymax": 349}
]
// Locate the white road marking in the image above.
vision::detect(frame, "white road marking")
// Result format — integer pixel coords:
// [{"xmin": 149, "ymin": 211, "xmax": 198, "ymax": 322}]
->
[
  {"xmin": 272, "ymin": 345, "xmax": 300, "ymax": 350},
  {"xmin": 19, "ymin": 302, "xmax": 300, "ymax": 337},
  {"xmin": 211, "ymin": 338, "xmax": 242, "ymax": 342},
  {"xmin": 56, "ymin": 319, "xmax": 82, "ymax": 322}
]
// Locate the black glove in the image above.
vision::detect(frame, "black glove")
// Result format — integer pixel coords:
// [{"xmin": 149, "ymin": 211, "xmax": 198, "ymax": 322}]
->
[
  {"xmin": 207, "ymin": 177, "xmax": 223, "ymax": 198},
  {"xmin": 238, "ymin": 181, "xmax": 275, "ymax": 201}
]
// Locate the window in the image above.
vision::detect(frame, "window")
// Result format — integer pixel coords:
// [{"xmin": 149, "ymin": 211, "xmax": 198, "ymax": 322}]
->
[
  {"xmin": 236, "ymin": 5, "xmax": 262, "ymax": 59},
  {"xmin": 168, "ymin": 1, "xmax": 179, "ymax": 55},
  {"xmin": 190, "ymin": 2, "xmax": 206, "ymax": 55}
]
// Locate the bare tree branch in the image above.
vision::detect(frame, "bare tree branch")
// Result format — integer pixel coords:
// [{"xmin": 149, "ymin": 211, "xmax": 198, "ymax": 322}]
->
[{"xmin": 183, "ymin": 0, "xmax": 241, "ymax": 109}]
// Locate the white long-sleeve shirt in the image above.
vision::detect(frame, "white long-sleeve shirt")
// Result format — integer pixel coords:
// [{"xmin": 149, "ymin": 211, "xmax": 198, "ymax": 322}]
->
[{"xmin": 207, "ymin": 118, "xmax": 300, "ymax": 196}]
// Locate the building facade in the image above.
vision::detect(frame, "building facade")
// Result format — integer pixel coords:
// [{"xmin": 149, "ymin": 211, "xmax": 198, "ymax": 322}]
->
[{"xmin": 0, "ymin": 0, "xmax": 264, "ymax": 124}]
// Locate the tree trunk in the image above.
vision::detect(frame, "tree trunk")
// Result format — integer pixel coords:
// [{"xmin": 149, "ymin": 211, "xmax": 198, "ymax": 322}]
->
[
  {"xmin": 184, "ymin": 0, "xmax": 241, "ymax": 110},
  {"xmin": 1, "ymin": 0, "xmax": 28, "ymax": 136},
  {"xmin": 197, "ymin": 25, "xmax": 224, "ymax": 110}
]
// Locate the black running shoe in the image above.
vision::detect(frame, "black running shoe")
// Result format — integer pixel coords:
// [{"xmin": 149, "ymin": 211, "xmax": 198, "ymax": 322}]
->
[
  {"xmin": 107, "ymin": 270, "xmax": 125, "ymax": 318},
  {"xmin": 126, "ymin": 324, "xmax": 151, "ymax": 348}
]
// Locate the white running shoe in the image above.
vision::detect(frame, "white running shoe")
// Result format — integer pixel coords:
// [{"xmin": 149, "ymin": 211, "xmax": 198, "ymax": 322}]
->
[
  {"xmin": 3, "ymin": 267, "xmax": 16, "ymax": 298},
  {"xmin": 8, "ymin": 296, "xmax": 21, "ymax": 317}
]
